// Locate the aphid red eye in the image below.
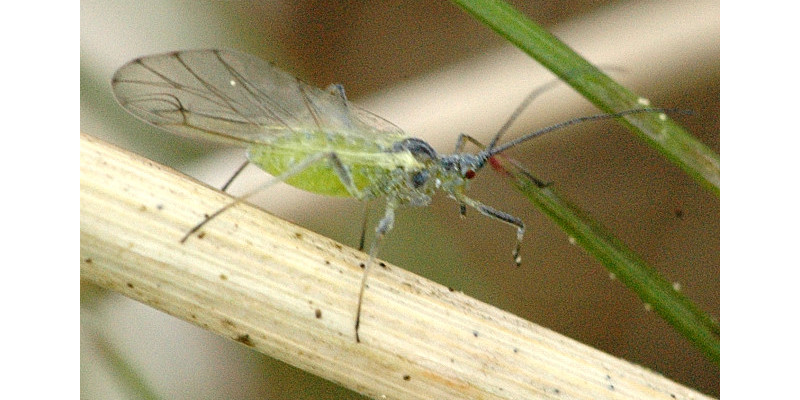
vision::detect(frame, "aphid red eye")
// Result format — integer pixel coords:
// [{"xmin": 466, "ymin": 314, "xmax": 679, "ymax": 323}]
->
[{"xmin": 465, "ymin": 169, "xmax": 476, "ymax": 179}]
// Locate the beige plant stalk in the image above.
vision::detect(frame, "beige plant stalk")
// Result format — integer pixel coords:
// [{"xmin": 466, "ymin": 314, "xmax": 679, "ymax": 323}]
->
[{"xmin": 81, "ymin": 133, "xmax": 713, "ymax": 399}]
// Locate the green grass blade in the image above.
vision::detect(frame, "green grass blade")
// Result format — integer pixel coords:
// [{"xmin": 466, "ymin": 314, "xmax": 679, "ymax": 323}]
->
[
  {"xmin": 494, "ymin": 155, "xmax": 719, "ymax": 362},
  {"xmin": 91, "ymin": 333, "xmax": 165, "ymax": 400},
  {"xmin": 450, "ymin": 0, "xmax": 720, "ymax": 362},
  {"xmin": 450, "ymin": 0, "xmax": 719, "ymax": 194}
]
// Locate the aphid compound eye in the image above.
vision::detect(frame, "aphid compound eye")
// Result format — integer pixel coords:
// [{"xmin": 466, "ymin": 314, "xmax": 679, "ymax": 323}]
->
[
  {"xmin": 465, "ymin": 169, "xmax": 476, "ymax": 179},
  {"xmin": 411, "ymin": 171, "xmax": 429, "ymax": 188}
]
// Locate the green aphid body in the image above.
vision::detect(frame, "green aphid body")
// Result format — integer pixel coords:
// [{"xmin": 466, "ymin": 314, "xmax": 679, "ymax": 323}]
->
[{"xmin": 247, "ymin": 131, "xmax": 427, "ymax": 200}]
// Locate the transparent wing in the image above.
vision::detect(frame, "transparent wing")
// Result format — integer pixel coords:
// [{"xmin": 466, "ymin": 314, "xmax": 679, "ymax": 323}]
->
[{"xmin": 111, "ymin": 49, "xmax": 408, "ymax": 146}]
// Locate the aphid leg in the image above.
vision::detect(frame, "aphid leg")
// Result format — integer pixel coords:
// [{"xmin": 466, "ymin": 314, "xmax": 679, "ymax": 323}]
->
[
  {"xmin": 355, "ymin": 202, "xmax": 396, "ymax": 343},
  {"xmin": 454, "ymin": 133, "xmax": 487, "ymax": 218},
  {"xmin": 322, "ymin": 151, "xmax": 393, "ymax": 342},
  {"xmin": 326, "ymin": 152, "xmax": 368, "ymax": 200},
  {"xmin": 325, "ymin": 83, "xmax": 348, "ymax": 102},
  {"xmin": 321, "ymin": 152, "xmax": 375, "ymax": 252},
  {"xmin": 455, "ymin": 133, "xmax": 487, "ymax": 152},
  {"xmin": 220, "ymin": 160, "xmax": 250, "ymax": 192},
  {"xmin": 456, "ymin": 194, "xmax": 525, "ymax": 266},
  {"xmin": 311, "ymin": 150, "xmax": 399, "ymax": 342},
  {"xmin": 455, "ymin": 133, "xmax": 550, "ymax": 188},
  {"xmin": 455, "ymin": 133, "xmax": 473, "ymax": 153},
  {"xmin": 181, "ymin": 152, "xmax": 330, "ymax": 243},
  {"xmin": 357, "ymin": 202, "xmax": 371, "ymax": 252}
]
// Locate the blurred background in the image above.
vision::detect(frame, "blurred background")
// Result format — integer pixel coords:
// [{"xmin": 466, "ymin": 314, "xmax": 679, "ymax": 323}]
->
[{"xmin": 81, "ymin": 0, "xmax": 719, "ymax": 398}]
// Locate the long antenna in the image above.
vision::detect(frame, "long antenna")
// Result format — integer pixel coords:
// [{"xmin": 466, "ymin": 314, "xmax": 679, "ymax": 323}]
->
[
  {"xmin": 487, "ymin": 66, "xmax": 629, "ymax": 152},
  {"xmin": 485, "ymin": 108, "xmax": 686, "ymax": 158},
  {"xmin": 486, "ymin": 79, "xmax": 563, "ymax": 151}
]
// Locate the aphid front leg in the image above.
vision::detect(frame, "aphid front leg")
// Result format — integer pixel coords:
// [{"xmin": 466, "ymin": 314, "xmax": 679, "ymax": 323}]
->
[
  {"xmin": 455, "ymin": 133, "xmax": 470, "ymax": 153},
  {"xmin": 454, "ymin": 133, "xmax": 486, "ymax": 217},
  {"xmin": 456, "ymin": 194, "xmax": 525, "ymax": 266},
  {"xmin": 454, "ymin": 133, "xmax": 486, "ymax": 153}
]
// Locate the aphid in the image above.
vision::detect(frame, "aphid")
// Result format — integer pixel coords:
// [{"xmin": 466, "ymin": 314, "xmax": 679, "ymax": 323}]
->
[{"xmin": 112, "ymin": 49, "xmax": 666, "ymax": 342}]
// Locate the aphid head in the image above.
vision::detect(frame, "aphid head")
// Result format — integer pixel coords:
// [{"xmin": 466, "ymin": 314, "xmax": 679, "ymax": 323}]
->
[{"xmin": 439, "ymin": 153, "xmax": 485, "ymax": 182}]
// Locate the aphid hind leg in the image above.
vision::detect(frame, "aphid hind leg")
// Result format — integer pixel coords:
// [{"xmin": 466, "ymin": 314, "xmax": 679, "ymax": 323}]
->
[
  {"xmin": 181, "ymin": 151, "xmax": 356, "ymax": 243},
  {"xmin": 456, "ymin": 194, "xmax": 525, "ymax": 266},
  {"xmin": 179, "ymin": 160, "xmax": 254, "ymax": 242},
  {"xmin": 220, "ymin": 160, "xmax": 251, "ymax": 192}
]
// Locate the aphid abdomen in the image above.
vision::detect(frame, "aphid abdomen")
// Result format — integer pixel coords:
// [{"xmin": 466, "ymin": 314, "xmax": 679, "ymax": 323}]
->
[{"xmin": 246, "ymin": 133, "xmax": 417, "ymax": 199}]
